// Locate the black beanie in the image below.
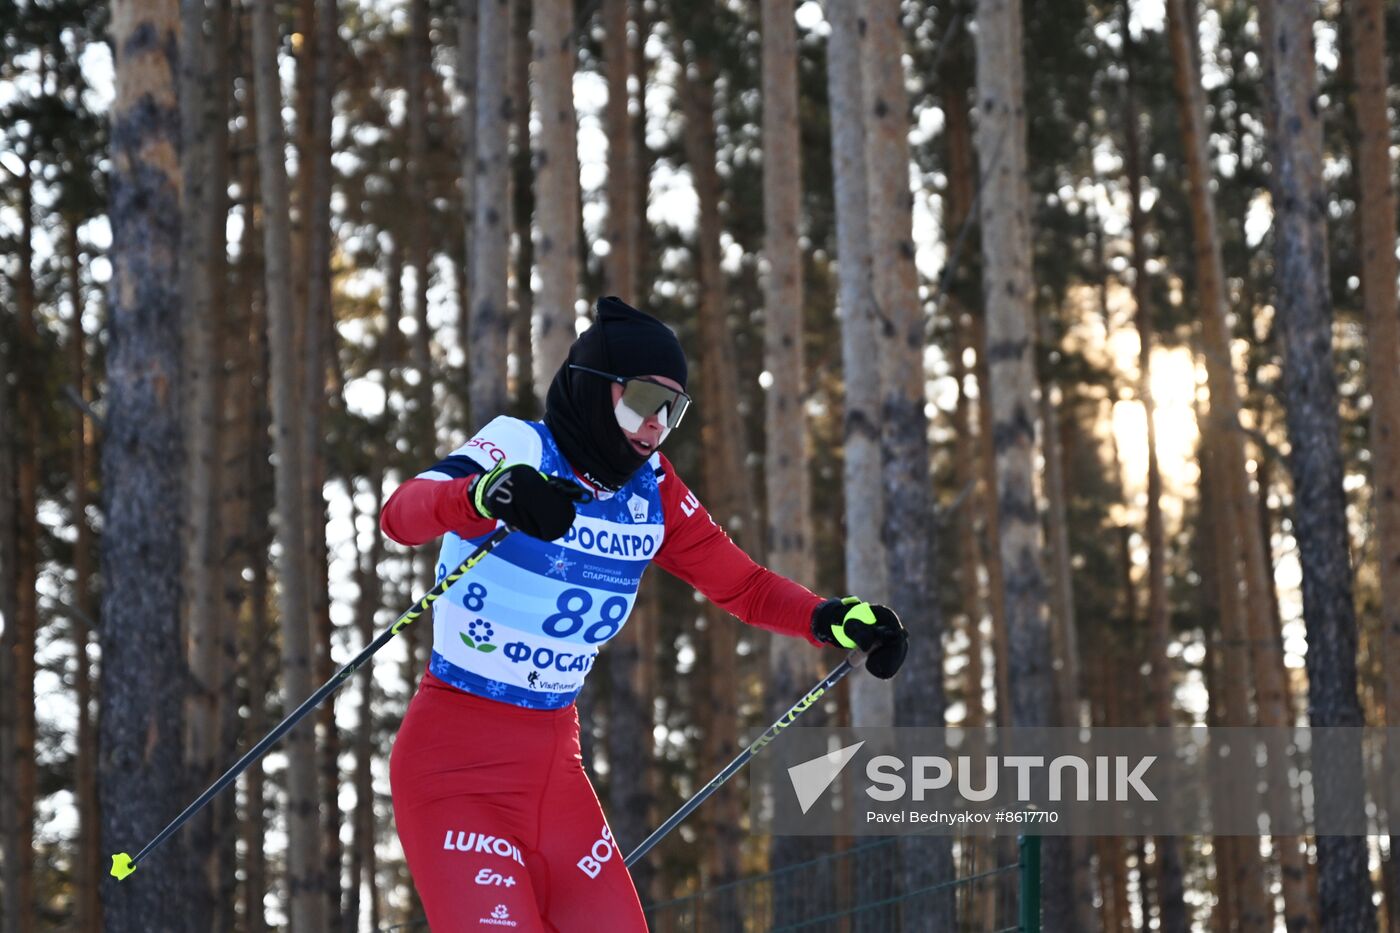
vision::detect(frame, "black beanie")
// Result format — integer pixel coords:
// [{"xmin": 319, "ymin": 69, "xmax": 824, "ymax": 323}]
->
[{"xmin": 544, "ymin": 297, "xmax": 688, "ymax": 490}]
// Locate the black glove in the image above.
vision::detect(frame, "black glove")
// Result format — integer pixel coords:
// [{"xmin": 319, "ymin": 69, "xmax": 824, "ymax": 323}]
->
[
  {"xmin": 469, "ymin": 462, "xmax": 589, "ymax": 540},
  {"xmin": 811, "ymin": 597, "xmax": 908, "ymax": 679}
]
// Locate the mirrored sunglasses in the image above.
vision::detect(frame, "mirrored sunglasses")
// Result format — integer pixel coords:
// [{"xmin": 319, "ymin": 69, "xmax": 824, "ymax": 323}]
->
[{"xmin": 569, "ymin": 364, "xmax": 693, "ymax": 433}]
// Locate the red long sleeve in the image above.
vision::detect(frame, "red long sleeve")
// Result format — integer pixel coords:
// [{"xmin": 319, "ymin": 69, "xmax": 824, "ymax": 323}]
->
[
  {"xmin": 379, "ymin": 476, "xmax": 498, "ymax": 546},
  {"xmin": 651, "ymin": 455, "xmax": 823, "ymax": 645}
]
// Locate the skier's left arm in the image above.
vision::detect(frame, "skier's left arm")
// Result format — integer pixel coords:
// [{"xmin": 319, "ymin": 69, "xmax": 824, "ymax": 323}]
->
[
  {"xmin": 652, "ymin": 456, "xmax": 912, "ymax": 675},
  {"xmin": 650, "ymin": 456, "xmax": 908, "ymax": 677},
  {"xmin": 649, "ymin": 457, "xmax": 823, "ymax": 645}
]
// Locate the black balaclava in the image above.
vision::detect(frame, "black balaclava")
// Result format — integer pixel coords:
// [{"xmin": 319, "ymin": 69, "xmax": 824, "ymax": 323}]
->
[{"xmin": 544, "ymin": 296, "xmax": 688, "ymax": 491}]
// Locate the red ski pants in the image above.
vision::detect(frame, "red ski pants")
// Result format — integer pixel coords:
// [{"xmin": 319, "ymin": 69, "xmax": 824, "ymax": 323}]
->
[{"xmin": 390, "ymin": 672, "xmax": 648, "ymax": 932}]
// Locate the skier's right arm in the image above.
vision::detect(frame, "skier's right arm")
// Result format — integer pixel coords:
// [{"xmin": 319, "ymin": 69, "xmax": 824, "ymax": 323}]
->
[
  {"xmin": 379, "ymin": 462, "xmax": 494, "ymax": 547},
  {"xmin": 380, "ymin": 416, "xmax": 576, "ymax": 545},
  {"xmin": 380, "ymin": 415, "xmax": 530, "ymax": 546}
]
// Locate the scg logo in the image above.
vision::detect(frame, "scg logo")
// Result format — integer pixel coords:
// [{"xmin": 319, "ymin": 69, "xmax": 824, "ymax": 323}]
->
[{"xmin": 466, "ymin": 437, "xmax": 507, "ymax": 463}]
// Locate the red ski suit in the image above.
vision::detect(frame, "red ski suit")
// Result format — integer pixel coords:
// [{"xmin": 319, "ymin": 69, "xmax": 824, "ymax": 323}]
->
[{"xmin": 382, "ymin": 434, "xmax": 822, "ymax": 933}]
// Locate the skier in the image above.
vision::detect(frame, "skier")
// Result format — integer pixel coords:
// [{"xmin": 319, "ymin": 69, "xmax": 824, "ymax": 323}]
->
[{"xmin": 380, "ymin": 296, "xmax": 908, "ymax": 931}]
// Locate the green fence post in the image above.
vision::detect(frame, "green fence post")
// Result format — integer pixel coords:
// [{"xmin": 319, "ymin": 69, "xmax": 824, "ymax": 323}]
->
[{"xmin": 1019, "ymin": 835, "xmax": 1041, "ymax": 933}]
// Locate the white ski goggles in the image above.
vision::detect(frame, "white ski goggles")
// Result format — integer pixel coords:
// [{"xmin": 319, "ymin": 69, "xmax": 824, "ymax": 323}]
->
[{"xmin": 570, "ymin": 364, "xmax": 693, "ymax": 435}]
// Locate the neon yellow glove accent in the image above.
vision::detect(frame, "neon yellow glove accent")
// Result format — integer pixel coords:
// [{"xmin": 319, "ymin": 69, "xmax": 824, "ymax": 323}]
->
[
  {"xmin": 111, "ymin": 852, "xmax": 136, "ymax": 880},
  {"xmin": 470, "ymin": 461, "xmax": 509, "ymax": 519},
  {"xmin": 831, "ymin": 596, "xmax": 874, "ymax": 649},
  {"xmin": 471, "ymin": 462, "xmax": 553, "ymax": 520}
]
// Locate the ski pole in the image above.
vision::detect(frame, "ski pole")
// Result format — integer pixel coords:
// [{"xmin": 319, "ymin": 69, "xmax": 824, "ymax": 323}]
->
[
  {"xmin": 110, "ymin": 524, "xmax": 514, "ymax": 882},
  {"xmin": 624, "ymin": 650, "xmax": 867, "ymax": 868}
]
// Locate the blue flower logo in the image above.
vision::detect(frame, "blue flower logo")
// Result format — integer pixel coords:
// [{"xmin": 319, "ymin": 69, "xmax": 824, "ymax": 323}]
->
[{"xmin": 460, "ymin": 618, "xmax": 498, "ymax": 653}]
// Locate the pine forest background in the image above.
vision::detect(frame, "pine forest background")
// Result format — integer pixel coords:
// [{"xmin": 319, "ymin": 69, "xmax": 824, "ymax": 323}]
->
[{"xmin": 2, "ymin": 0, "xmax": 1400, "ymax": 930}]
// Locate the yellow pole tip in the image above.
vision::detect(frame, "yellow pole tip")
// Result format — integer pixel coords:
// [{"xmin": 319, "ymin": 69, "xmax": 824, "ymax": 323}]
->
[{"xmin": 110, "ymin": 853, "xmax": 136, "ymax": 881}]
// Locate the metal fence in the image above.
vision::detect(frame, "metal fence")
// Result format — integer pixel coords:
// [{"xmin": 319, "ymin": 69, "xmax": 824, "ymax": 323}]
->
[
  {"xmin": 378, "ymin": 837, "xmax": 1042, "ymax": 932},
  {"xmin": 643, "ymin": 836, "xmax": 1042, "ymax": 933}
]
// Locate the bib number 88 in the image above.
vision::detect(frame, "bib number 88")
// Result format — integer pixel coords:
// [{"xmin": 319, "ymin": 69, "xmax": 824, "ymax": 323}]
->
[{"xmin": 543, "ymin": 589, "xmax": 629, "ymax": 644}]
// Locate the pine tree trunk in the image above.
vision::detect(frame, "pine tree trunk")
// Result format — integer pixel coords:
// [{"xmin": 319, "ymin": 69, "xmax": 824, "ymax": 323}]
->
[
  {"xmin": 863, "ymin": 0, "xmax": 945, "ymax": 728},
  {"xmin": 975, "ymin": 6, "xmax": 1075, "ymax": 930},
  {"xmin": 1251, "ymin": 450, "xmax": 1316, "ymax": 932},
  {"xmin": 1038, "ymin": 361, "xmax": 1080, "ymax": 731},
  {"xmin": 861, "ymin": 2, "xmax": 954, "ymax": 927},
  {"xmin": 602, "ymin": 3, "xmax": 654, "ymax": 905},
  {"xmin": 675, "ymin": 47, "xmax": 747, "ymax": 920},
  {"xmin": 0, "ymin": 284, "xmax": 15, "ymax": 933},
  {"xmin": 533, "ymin": 0, "xmax": 581, "ymax": 390},
  {"xmin": 1055, "ymin": 401, "xmax": 1107, "ymax": 933},
  {"xmin": 66, "ymin": 216, "xmax": 101, "ymax": 933},
  {"xmin": 601, "ymin": 573, "xmax": 651, "ymax": 877},
  {"xmin": 509, "ymin": 0, "xmax": 536, "ymax": 418},
  {"xmin": 402, "ymin": 0, "xmax": 435, "ymax": 701},
  {"xmin": 937, "ymin": 11, "xmax": 982, "ymax": 734},
  {"xmin": 1167, "ymin": 3, "xmax": 1281, "ymax": 924},
  {"xmin": 603, "ymin": 0, "xmax": 638, "ymax": 300},
  {"xmin": 1204, "ymin": 420, "xmax": 1272, "ymax": 928},
  {"xmin": 1345, "ymin": 1, "xmax": 1400, "ymax": 923},
  {"xmin": 407, "ymin": 0, "xmax": 434, "ymax": 443},
  {"xmin": 1262, "ymin": 3, "xmax": 1377, "ymax": 929},
  {"xmin": 631, "ymin": 3, "xmax": 653, "ymax": 294},
  {"xmin": 760, "ymin": 0, "xmax": 813, "ymax": 598},
  {"xmin": 606, "ymin": 571, "xmax": 657, "ymax": 905},
  {"xmin": 1193, "ymin": 401, "xmax": 1238, "ymax": 933},
  {"xmin": 243, "ymin": 531, "xmax": 273, "ymax": 933},
  {"xmin": 457, "ymin": 0, "xmax": 478, "ymax": 409},
  {"xmin": 1090, "ymin": 641, "xmax": 1130, "ymax": 933},
  {"xmin": 406, "ymin": 0, "xmax": 437, "ymax": 453},
  {"xmin": 211, "ymin": 149, "xmax": 249, "ymax": 933},
  {"xmin": 969, "ymin": 315, "xmax": 1013, "ymax": 728},
  {"xmin": 1120, "ymin": 15, "xmax": 1188, "ymax": 927},
  {"xmin": 7, "ymin": 142, "xmax": 39, "ymax": 933},
  {"xmin": 208, "ymin": 3, "xmax": 243, "ymax": 922},
  {"xmin": 952, "ymin": 323, "xmax": 1000, "ymax": 931},
  {"xmin": 251, "ymin": 0, "xmax": 326, "ymax": 925},
  {"xmin": 760, "ymin": 0, "xmax": 822, "ymax": 916},
  {"xmin": 976, "ymin": 307, "xmax": 1023, "ymax": 925},
  {"xmin": 348, "ymin": 252, "xmax": 403, "ymax": 932},
  {"xmin": 0, "ymin": 306, "xmax": 15, "ymax": 933},
  {"xmin": 825, "ymin": 0, "xmax": 891, "ymax": 731},
  {"xmin": 1387, "ymin": 854, "xmax": 1400, "ymax": 933},
  {"xmin": 348, "ymin": 552, "xmax": 384, "ymax": 932},
  {"xmin": 100, "ymin": 4, "xmax": 194, "ymax": 928},
  {"xmin": 974, "ymin": 0, "xmax": 1049, "ymax": 731},
  {"xmin": 1037, "ymin": 348, "xmax": 1093, "ymax": 932},
  {"xmin": 672, "ymin": 42, "xmax": 761, "ymax": 547},
  {"xmin": 180, "ymin": 0, "xmax": 232, "ymax": 919},
  {"xmin": 1239, "ymin": 417, "xmax": 1311, "ymax": 922},
  {"xmin": 228, "ymin": 50, "xmax": 270, "ymax": 928},
  {"xmin": 383, "ymin": 240, "xmax": 420, "ymax": 700},
  {"xmin": 470, "ymin": 0, "xmax": 513, "ymax": 425},
  {"xmin": 301, "ymin": 0, "xmax": 342, "ymax": 920},
  {"xmin": 347, "ymin": 464, "xmax": 386, "ymax": 931},
  {"xmin": 1165, "ymin": 7, "xmax": 1285, "ymax": 818},
  {"xmin": 293, "ymin": 0, "xmax": 315, "ymax": 323},
  {"xmin": 947, "ymin": 13, "xmax": 1012, "ymax": 740}
]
